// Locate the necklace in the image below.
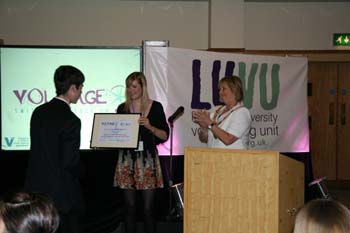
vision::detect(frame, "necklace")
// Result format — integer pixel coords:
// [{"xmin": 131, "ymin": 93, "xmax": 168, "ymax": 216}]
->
[{"xmin": 213, "ymin": 103, "xmax": 243, "ymax": 126}]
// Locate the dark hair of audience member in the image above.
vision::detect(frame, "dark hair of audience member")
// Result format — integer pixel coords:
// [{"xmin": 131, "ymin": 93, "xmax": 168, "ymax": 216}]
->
[{"xmin": 0, "ymin": 192, "xmax": 59, "ymax": 233}]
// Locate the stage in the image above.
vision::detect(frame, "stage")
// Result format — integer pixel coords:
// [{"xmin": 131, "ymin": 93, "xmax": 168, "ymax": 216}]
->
[{"xmin": 0, "ymin": 150, "xmax": 312, "ymax": 233}]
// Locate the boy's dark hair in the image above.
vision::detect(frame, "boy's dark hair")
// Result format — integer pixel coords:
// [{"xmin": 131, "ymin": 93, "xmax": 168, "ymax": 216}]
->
[{"xmin": 54, "ymin": 65, "xmax": 85, "ymax": 96}]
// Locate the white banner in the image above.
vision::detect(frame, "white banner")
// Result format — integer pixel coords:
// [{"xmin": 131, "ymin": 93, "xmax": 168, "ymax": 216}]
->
[{"xmin": 145, "ymin": 47, "xmax": 309, "ymax": 155}]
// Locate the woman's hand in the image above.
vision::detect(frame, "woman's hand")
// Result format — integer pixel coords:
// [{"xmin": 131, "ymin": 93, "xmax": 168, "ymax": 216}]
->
[
  {"xmin": 139, "ymin": 116, "xmax": 151, "ymax": 129},
  {"xmin": 192, "ymin": 110, "xmax": 212, "ymax": 128},
  {"xmin": 139, "ymin": 116, "xmax": 168, "ymax": 140}
]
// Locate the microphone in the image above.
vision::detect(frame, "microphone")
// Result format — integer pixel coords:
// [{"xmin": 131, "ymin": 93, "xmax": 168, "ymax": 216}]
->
[{"xmin": 168, "ymin": 106, "xmax": 184, "ymax": 124}]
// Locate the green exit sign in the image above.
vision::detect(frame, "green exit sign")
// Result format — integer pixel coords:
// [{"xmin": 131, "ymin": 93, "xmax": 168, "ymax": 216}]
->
[{"xmin": 333, "ymin": 33, "xmax": 350, "ymax": 46}]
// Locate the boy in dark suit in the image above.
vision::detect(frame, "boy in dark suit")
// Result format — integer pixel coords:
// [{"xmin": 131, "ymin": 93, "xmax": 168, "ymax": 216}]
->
[{"xmin": 25, "ymin": 65, "xmax": 85, "ymax": 233}]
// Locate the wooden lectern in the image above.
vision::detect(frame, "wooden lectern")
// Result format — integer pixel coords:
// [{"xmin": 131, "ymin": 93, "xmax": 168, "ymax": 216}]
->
[{"xmin": 184, "ymin": 147, "xmax": 304, "ymax": 233}]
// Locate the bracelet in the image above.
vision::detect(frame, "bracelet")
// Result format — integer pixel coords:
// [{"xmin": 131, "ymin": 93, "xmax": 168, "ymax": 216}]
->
[{"xmin": 208, "ymin": 122, "xmax": 216, "ymax": 130}]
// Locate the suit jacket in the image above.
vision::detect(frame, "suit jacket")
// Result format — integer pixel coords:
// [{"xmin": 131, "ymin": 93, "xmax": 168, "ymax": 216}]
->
[{"xmin": 25, "ymin": 98, "xmax": 84, "ymax": 213}]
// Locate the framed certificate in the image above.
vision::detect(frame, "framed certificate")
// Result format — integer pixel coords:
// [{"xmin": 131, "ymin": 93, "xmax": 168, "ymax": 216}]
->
[{"xmin": 90, "ymin": 113, "xmax": 140, "ymax": 149}]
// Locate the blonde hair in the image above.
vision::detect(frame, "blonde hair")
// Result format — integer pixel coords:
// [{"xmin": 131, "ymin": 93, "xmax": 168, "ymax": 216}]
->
[
  {"xmin": 123, "ymin": 72, "xmax": 150, "ymax": 113},
  {"xmin": 219, "ymin": 75, "xmax": 244, "ymax": 102},
  {"xmin": 294, "ymin": 199, "xmax": 350, "ymax": 233}
]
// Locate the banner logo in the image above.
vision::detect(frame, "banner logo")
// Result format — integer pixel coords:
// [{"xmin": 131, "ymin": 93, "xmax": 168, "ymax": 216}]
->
[
  {"xmin": 5, "ymin": 137, "xmax": 14, "ymax": 147},
  {"xmin": 191, "ymin": 59, "xmax": 280, "ymax": 110}
]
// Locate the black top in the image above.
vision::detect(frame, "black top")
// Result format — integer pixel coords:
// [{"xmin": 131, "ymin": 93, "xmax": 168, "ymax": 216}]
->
[
  {"xmin": 25, "ymin": 98, "xmax": 84, "ymax": 213},
  {"xmin": 117, "ymin": 101, "xmax": 169, "ymax": 152}
]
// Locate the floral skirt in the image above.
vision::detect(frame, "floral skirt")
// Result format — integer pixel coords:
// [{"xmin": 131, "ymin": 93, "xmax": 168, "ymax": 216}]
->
[{"xmin": 114, "ymin": 149, "xmax": 164, "ymax": 190}]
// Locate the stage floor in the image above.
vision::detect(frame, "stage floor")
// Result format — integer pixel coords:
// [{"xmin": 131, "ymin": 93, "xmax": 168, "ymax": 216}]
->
[{"xmin": 112, "ymin": 221, "xmax": 183, "ymax": 233}]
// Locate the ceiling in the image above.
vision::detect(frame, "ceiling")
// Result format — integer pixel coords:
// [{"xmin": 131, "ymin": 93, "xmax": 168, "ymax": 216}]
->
[{"xmin": 119, "ymin": 0, "xmax": 350, "ymax": 2}]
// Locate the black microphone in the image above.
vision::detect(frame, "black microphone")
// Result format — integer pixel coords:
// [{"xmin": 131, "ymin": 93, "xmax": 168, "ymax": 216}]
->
[{"xmin": 168, "ymin": 106, "xmax": 184, "ymax": 124}]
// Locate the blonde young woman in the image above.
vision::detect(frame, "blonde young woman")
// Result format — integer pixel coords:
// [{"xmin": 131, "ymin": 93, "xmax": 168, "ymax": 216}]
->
[
  {"xmin": 294, "ymin": 199, "xmax": 350, "ymax": 233},
  {"xmin": 114, "ymin": 72, "xmax": 169, "ymax": 233},
  {"xmin": 193, "ymin": 75, "xmax": 251, "ymax": 149}
]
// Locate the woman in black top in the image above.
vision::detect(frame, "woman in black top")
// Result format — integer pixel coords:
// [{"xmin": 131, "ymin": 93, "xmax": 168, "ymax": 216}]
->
[{"xmin": 114, "ymin": 72, "xmax": 169, "ymax": 233}]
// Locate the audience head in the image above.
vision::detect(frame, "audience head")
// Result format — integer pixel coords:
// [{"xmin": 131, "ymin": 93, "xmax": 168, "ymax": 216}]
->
[
  {"xmin": 293, "ymin": 199, "xmax": 350, "ymax": 233},
  {"xmin": 54, "ymin": 65, "xmax": 85, "ymax": 96},
  {"xmin": 0, "ymin": 192, "xmax": 59, "ymax": 233},
  {"xmin": 219, "ymin": 75, "xmax": 244, "ymax": 103}
]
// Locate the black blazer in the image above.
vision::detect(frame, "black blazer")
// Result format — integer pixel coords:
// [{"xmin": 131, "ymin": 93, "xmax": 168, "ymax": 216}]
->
[{"xmin": 25, "ymin": 98, "xmax": 84, "ymax": 213}]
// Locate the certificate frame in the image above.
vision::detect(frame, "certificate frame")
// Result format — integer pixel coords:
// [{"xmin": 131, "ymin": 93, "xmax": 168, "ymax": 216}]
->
[{"xmin": 90, "ymin": 113, "xmax": 140, "ymax": 149}]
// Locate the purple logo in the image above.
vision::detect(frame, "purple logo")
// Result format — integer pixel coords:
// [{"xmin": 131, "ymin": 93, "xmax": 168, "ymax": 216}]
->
[
  {"xmin": 14, "ymin": 89, "xmax": 48, "ymax": 105},
  {"xmin": 13, "ymin": 88, "xmax": 108, "ymax": 105}
]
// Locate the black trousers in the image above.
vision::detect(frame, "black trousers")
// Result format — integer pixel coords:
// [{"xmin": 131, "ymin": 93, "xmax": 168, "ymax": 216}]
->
[{"xmin": 58, "ymin": 207, "xmax": 85, "ymax": 233}]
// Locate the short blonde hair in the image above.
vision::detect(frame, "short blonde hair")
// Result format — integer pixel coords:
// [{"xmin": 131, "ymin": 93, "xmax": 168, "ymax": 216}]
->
[
  {"xmin": 219, "ymin": 75, "xmax": 244, "ymax": 102},
  {"xmin": 294, "ymin": 199, "xmax": 350, "ymax": 233}
]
